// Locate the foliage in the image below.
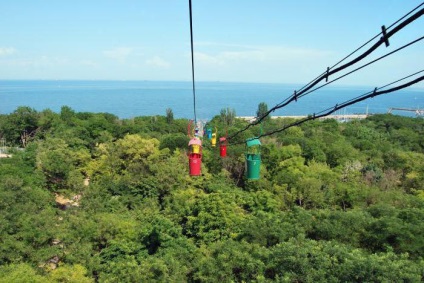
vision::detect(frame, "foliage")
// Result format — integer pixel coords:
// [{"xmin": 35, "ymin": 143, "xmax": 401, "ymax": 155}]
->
[
  {"xmin": 220, "ymin": 107, "xmax": 236, "ymax": 126},
  {"xmin": 1, "ymin": 108, "xmax": 423, "ymax": 282},
  {"xmin": 165, "ymin": 108, "xmax": 174, "ymax": 124},
  {"xmin": 0, "ymin": 106, "xmax": 39, "ymax": 147},
  {"xmin": 256, "ymin": 102, "xmax": 270, "ymax": 122}
]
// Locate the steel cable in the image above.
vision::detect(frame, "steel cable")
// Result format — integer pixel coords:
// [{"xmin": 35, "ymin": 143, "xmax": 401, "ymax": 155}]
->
[
  {"xmin": 228, "ymin": 5, "xmax": 424, "ymax": 140},
  {"xmin": 229, "ymin": 71, "xmax": 424, "ymax": 145}
]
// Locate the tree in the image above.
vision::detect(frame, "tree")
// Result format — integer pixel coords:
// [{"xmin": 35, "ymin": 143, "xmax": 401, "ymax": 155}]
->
[
  {"xmin": 60, "ymin": 105, "xmax": 76, "ymax": 126},
  {"xmin": 256, "ymin": 102, "xmax": 270, "ymax": 121},
  {"xmin": 36, "ymin": 109, "xmax": 61, "ymax": 140},
  {"xmin": 159, "ymin": 133, "xmax": 188, "ymax": 151},
  {"xmin": 1, "ymin": 106, "xmax": 39, "ymax": 147},
  {"xmin": 49, "ymin": 264, "xmax": 93, "ymax": 283},
  {"xmin": 35, "ymin": 137, "xmax": 90, "ymax": 189},
  {"xmin": 220, "ymin": 107, "xmax": 236, "ymax": 126},
  {"xmin": 0, "ymin": 264, "xmax": 46, "ymax": 283},
  {"xmin": 165, "ymin": 108, "xmax": 174, "ymax": 124},
  {"xmin": 193, "ymin": 240, "xmax": 268, "ymax": 282},
  {"xmin": 185, "ymin": 192, "xmax": 246, "ymax": 243}
]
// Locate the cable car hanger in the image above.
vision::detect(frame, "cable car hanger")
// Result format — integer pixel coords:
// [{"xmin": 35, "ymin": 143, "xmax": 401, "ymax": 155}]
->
[{"xmin": 187, "ymin": 0, "xmax": 202, "ymax": 176}]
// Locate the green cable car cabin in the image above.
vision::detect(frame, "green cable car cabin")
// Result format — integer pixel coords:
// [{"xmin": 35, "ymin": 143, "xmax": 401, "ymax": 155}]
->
[{"xmin": 245, "ymin": 138, "xmax": 261, "ymax": 180}]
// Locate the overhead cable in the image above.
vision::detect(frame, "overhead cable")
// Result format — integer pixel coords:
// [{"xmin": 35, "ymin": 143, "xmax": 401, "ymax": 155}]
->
[
  {"xmin": 189, "ymin": 0, "xmax": 197, "ymax": 123},
  {"xmin": 298, "ymin": 36, "xmax": 424, "ymax": 99},
  {"xmin": 296, "ymin": 1, "xmax": 424, "ymax": 96},
  {"xmin": 271, "ymin": 6, "xmax": 423, "ymax": 113},
  {"xmin": 229, "ymin": 71, "xmax": 423, "ymax": 145},
  {"xmin": 228, "ymin": 5, "xmax": 424, "ymax": 140}
]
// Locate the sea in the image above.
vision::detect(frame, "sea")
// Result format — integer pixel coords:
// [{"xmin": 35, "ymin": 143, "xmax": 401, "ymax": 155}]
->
[{"xmin": 1, "ymin": 80, "xmax": 423, "ymax": 119}]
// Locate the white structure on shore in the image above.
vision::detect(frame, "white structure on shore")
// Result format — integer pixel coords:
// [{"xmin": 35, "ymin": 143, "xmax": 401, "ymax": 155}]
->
[{"xmin": 237, "ymin": 114, "xmax": 370, "ymax": 123}]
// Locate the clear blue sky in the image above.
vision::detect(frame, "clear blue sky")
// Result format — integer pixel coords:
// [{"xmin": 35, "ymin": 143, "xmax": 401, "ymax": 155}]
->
[{"xmin": 0, "ymin": 0, "xmax": 423, "ymax": 86}]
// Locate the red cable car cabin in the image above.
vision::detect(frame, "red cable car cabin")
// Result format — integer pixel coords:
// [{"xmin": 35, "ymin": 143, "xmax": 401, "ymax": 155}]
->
[
  {"xmin": 219, "ymin": 137, "xmax": 227, "ymax": 157},
  {"xmin": 188, "ymin": 137, "xmax": 202, "ymax": 176}
]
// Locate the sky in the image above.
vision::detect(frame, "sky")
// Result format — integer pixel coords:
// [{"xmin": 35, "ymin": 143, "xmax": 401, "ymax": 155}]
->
[{"xmin": 0, "ymin": 0, "xmax": 423, "ymax": 86}]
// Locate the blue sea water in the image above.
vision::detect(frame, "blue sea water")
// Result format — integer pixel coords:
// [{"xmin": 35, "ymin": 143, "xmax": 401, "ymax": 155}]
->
[{"xmin": 0, "ymin": 80, "xmax": 423, "ymax": 119}]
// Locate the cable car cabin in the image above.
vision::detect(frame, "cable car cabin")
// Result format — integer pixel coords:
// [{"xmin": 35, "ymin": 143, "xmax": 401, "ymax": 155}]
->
[
  {"xmin": 188, "ymin": 138, "xmax": 202, "ymax": 176},
  {"xmin": 211, "ymin": 127, "xmax": 217, "ymax": 147},
  {"xmin": 245, "ymin": 138, "xmax": 261, "ymax": 180},
  {"xmin": 205, "ymin": 127, "xmax": 212, "ymax": 139},
  {"xmin": 219, "ymin": 137, "xmax": 227, "ymax": 157}
]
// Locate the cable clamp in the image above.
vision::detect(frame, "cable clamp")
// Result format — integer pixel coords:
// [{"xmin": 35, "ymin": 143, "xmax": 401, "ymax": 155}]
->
[
  {"xmin": 325, "ymin": 67, "xmax": 330, "ymax": 82},
  {"xmin": 294, "ymin": 90, "xmax": 298, "ymax": 102},
  {"xmin": 372, "ymin": 87, "xmax": 377, "ymax": 97},
  {"xmin": 381, "ymin": 25, "xmax": 390, "ymax": 47},
  {"xmin": 334, "ymin": 103, "xmax": 338, "ymax": 110}
]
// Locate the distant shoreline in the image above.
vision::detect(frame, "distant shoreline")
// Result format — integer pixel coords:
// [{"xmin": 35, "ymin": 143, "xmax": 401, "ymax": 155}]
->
[
  {"xmin": 237, "ymin": 114, "xmax": 370, "ymax": 122},
  {"xmin": 1, "ymin": 80, "xmax": 422, "ymax": 119}
]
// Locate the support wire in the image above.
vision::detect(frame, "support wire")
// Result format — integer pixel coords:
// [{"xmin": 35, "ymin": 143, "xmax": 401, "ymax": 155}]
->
[{"xmin": 189, "ymin": 0, "xmax": 197, "ymax": 123}]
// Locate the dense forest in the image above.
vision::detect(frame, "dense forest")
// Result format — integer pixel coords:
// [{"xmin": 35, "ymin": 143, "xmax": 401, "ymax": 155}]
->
[{"xmin": 0, "ymin": 105, "xmax": 423, "ymax": 282}]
